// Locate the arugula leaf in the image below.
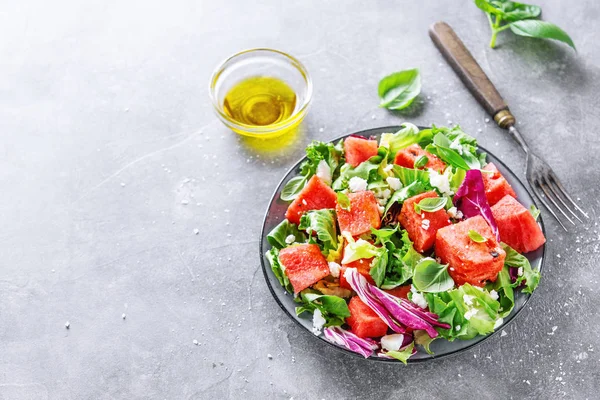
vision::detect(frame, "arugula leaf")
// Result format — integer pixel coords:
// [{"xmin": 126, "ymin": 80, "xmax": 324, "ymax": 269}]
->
[
  {"xmin": 267, "ymin": 220, "xmax": 307, "ymax": 249},
  {"xmin": 385, "ymin": 342, "xmax": 414, "ymax": 364},
  {"xmin": 426, "ymin": 133, "xmax": 480, "ymax": 170},
  {"xmin": 380, "ymin": 123, "xmax": 433, "ymax": 156},
  {"xmin": 529, "ymin": 204, "xmax": 541, "ymax": 220},
  {"xmin": 468, "ymin": 230, "xmax": 487, "ymax": 243},
  {"xmin": 414, "ymin": 197, "xmax": 447, "ymax": 214},
  {"xmin": 412, "ymin": 258, "xmax": 455, "ymax": 293},
  {"xmin": 510, "ymin": 20, "xmax": 576, "ymax": 50},
  {"xmin": 381, "ymin": 230, "xmax": 422, "ymax": 289},
  {"xmin": 378, "ymin": 69, "xmax": 421, "ymax": 110},
  {"xmin": 299, "ymin": 209, "xmax": 338, "ymax": 252},
  {"xmin": 295, "ymin": 292, "xmax": 350, "ymax": 327},
  {"xmin": 266, "ymin": 248, "xmax": 293, "ymax": 293},
  {"xmin": 502, "ymin": 243, "xmax": 541, "ymax": 294}
]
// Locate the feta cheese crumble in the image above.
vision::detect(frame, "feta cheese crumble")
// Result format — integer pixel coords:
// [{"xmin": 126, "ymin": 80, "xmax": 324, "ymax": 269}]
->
[
  {"xmin": 517, "ymin": 267, "xmax": 524, "ymax": 277},
  {"xmin": 463, "ymin": 294, "xmax": 475, "ymax": 306},
  {"xmin": 494, "ymin": 317, "xmax": 504, "ymax": 329},
  {"xmin": 410, "ymin": 285, "xmax": 428, "ymax": 309},
  {"xmin": 386, "ymin": 177, "xmax": 401, "ymax": 191},
  {"xmin": 381, "ymin": 334, "xmax": 406, "ymax": 351},
  {"xmin": 312, "ymin": 309, "xmax": 326, "ymax": 335},
  {"xmin": 447, "ymin": 206, "xmax": 463, "ymax": 219},
  {"xmin": 316, "ymin": 160, "xmax": 332, "ymax": 185},
  {"xmin": 348, "ymin": 177, "xmax": 368, "ymax": 192},
  {"xmin": 455, "ymin": 325, "xmax": 461, "ymax": 331},
  {"xmin": 328, "ymin": 261, "xmax": 341, "ymax": 278},
  {"xmin": 464, "ymin": 308, "xmax": 478, "ymax": 320},
  {"xmin": 421, "ymin": 219, "xmax": 430, "ymax": 230},
  {"xmin": 285, "ymin": 234, "xmax": 296, "ymax": 245},
  {"xmin": 489, "ymin": 289, "xmax": 499, "ymax": 301},
  {"xmin": 429, "ymin": 168, "xmax": 453, "ymax": 196},
  {"xmin": 383, "ymin": 164, "xmax": 394, "ymax": 173}
]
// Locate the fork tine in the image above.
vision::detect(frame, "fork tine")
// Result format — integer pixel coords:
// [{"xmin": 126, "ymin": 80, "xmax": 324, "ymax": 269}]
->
[
  {"xmin": 549, "ymin": 172, "xmax": 589, "ymax": 219},
  {"xmin": 539, "ymin": 178, "xmax": 575, "ymax": 226},
  {"xmin": 531, "ymin": 180, "xmax": 568, "ymax": 231},
  {"xmin": 546, "ymin": 177, "xmax": 583, "ymax": 223}
]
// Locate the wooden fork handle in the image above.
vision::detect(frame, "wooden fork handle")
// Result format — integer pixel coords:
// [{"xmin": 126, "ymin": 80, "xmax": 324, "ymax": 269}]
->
[{"xmin": 429, "ymin": 21, "xmax": 515, "ymax": 129}]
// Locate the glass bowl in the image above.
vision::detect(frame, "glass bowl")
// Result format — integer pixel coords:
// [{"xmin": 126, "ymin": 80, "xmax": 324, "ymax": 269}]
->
[{"xmin": 209, "ymin": 48, "xmax": 313, "ymax": 138}]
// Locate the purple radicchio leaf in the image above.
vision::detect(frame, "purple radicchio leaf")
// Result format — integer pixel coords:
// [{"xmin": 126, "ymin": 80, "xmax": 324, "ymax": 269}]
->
[
  {"xmin": 453, "ymin": 169, "xmax": 500, "ymax": 241},
  {"xmin": 323, "ymin": 326, "xmax": 378, "ymax": 358}
]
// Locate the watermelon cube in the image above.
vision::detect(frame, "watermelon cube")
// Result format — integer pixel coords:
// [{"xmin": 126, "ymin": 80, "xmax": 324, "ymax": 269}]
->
[
  {"xmin": 394, "ymin": 144, "xmax": 446, "ymax": 173},
  {"xmin": 278, "ymin": 244, "xmax": 331, "ymax": 294},
  {"xmin": 336, "ymin": 191, "xmax": 381, "ymax": 236},
  {"xmin": 435, "ymin": 216, "xmax": 506, "ymax": 286},
  {"xmin": 339, "ymin": 258, "xmax": 375, "ymax": 290},
  {"xmin": 344, "ymin": 136, "xmax": 378, "ymax": 167},
  {"xmin": 383, "ymin": 285, "xmax": 411, "ymax": 299},
  {"xmin": 346, "ymin": 296, "xmax": 388, "ymax": 338},
  {"xmin": 398, "ymin": 191, "xmax": 451, "ymax": 253},
  {"xmin": 482, "ymin": 163, "xmax": 517, "ymax": 206},
  {"xmin": 491, "ymin": 195, "xmax": 546, "ymax": 253},
  {"xmin": 285, "ymin": 175, "xmax": 337, "ymax": 225}
]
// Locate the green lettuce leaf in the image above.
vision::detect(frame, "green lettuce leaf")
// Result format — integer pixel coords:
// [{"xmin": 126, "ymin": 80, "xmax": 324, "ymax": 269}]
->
[
  {"xmin": 266, "ymin": 248, "xmax": 293, "ymax": 293},
  {"xmin": 299, "ymin": 209, "xmax": 338, "ymax": 253},
  {"xmin": 502, "ymin": 243, "xmax": 541, "ymax": 294},
  {"xmin": 295, "ymin": 291, "xmax": 350, "ymax": 327},
  {"xmin": 267, "ymin": 220, "xmax": 307, "ymax": 249},
  {"xmin": 385, "ymin": 342, "xmax": 414, "ymax": 364},
  {"xmin": 379, "ymin": 123, "xmax": 433, "ymax": 156}
]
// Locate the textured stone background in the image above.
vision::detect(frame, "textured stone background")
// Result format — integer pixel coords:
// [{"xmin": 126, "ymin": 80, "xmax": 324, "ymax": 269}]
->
[{"xmin": 1, "ymin": 1, "xmax": 599, "ymax": 399}]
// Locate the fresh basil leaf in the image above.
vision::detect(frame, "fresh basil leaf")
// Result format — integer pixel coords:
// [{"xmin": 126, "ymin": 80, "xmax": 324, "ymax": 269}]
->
[
  {"xmin": 280, "ymin": 175, "xmax": 307, "ymax": 201},
  {"xmin": 266, "ymin": 248, "xmax": 293, "ymax": 293},
  {"xmin": 267, "ymin": 220, "xmax": 307, "ymax": 249},
  {"xmin": 468, "ymin": 229, "xmax": 487, "ymax": 243},
  {"xmin": 299, "ymin": 209, "xmax": 338, "ymax": 252},
  {"xmin": 378, "ymin": 69, "xmax": 421, "ymax": 110},
  {"xmin": 414, "ymin": 197, "xmax": 447, "ymax": 214},
  {"xmin": 301, "ymin": 293, "xmax": 351, "ymax": 318},
  {"xmin": 474, "ymin": 0, "xmax": 502, "ymax": 15},
  {"xmin": 490, "ymin": 0, "xmax": 541, "ymax": 22},
  {"xmin": 510, "ymin": 20, "xmax": 576, "ymax": 50},
  {"xmin": 426, "ymin": 133, "xmax": 478, "ymax": 171},
  {"xmin": 385, "ymin": 342, "xmax": 414, "ymax": 364},
  {"xmin": 380, "ymin": 123, "xmax": 433, "ymax": 156},
  {"xmin": 414, "ymin": 155, "xmax": 429, "ymax": 169},
  {"xmin": 529, "ymin": 204, "xmax": 541, "ymax": 221},
  {"xmin": 502, "ymin": 243, "xmax": 541, "ymax": 294},
  {"xmin": 337, "ymin": 192, "xmax": 351, "ymax": 211},
  {"xmin": 413, "ymin": 258, "xmax": 455, "ymax": 293}
]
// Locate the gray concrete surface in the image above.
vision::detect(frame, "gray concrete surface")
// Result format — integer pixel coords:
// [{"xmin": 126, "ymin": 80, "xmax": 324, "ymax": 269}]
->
[{"xmin": 1, "ymin": 1, "xmax": 599, "ymax": 399}]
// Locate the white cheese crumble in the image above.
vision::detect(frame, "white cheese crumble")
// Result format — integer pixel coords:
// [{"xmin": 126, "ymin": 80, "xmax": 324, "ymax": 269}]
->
[
  {"xmin": 285, "ymin": 234, "xmax": 296, "ymax": 245},
  {"xmin": 447, "ymin": 206, "xmax": 463, "ymax": 219},
  {"xmin": 383, "ymin": 164, "xmax": 394, "ymax": 173},
  {"xmin": 386, "ymin": 177, "xmax": 401, "ymax": 191},
  {"xmin": 312, "ymin": 309, "xmax": 326, "ymax": 335},
  {"xmin": 421, "ymin": 219, "xmax": 430, "ymax": 230},
  {"xmin": 489, "ymin": 289, "xmax": 499, "ymax": 301},
  {"xmin": 348, "ymin": 176, "xmax": 368, "ymax": 192},
  {"xmin": 378, "ymin": 205, "xmax": 385, "ymax": 215},
  {"xmin": 328, "ymin": 261, "xmax": 341, "ymax": 278},
  {"xmin": 381, "ymin": 334, "xmax": 406, "ymax": 351},
  {"xmin": 429, "ymin": 168, "xmax": 453, "ymax": 196},
  {"xmin": 517, "ymin": 267, "xmax": 524, "ymax": 277},
  {"xmin": 455, "ymin": 325, "xmax": 461, "ymax": 331},
  {"xmin": 410, "ymin": 285, "xmax": 428, "ymax": 309},
  {"xmin": 316, "ymin": 160, "xmax": 332, "ymax": 185},
  {"xmin": 464, "ymin": 308, "xmax": 478, "ymax": 320},
  {"xmin": 494, "ymin": 317, "xmax": 504, "ymax": 329},
  {"xmin": 463, "ymin": 294, "xmax": 475, "ymax": 306}
]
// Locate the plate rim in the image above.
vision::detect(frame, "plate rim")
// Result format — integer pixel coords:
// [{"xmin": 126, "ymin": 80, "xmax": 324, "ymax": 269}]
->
[{"xmin": 259, "ymin": 125, "xmax": 546, "ymax": 363}]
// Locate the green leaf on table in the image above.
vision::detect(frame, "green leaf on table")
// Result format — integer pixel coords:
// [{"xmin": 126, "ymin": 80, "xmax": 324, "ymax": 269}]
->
[
  {"xmin": 491, "ymin": 0, "xmax": 541, "ymax": 22},
  {"xmin": 412, "ymin": 258, "xmax": 455, "ymax": 293},
  {"xmin": 414, "ymin": 196, "xmax": 447, "ymax": 214},
  {"xmin": 378, "ymin": 69, "xmax": 421, "ymax": 110},
  {"xmin": 267, "ymin": 220, "xmax": 307, "ymax": 249},
  {"xmin": 510, "ymin": 19, "xmax": 576, "ymax": 50},
  {"xmin": 468, "ymin": 229, "xmax": 488, "ymax": 243}
]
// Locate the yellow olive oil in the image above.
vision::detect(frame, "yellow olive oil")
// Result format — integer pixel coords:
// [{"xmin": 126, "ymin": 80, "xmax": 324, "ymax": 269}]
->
[{"xmin": 223, "ymin": 76, "xmax": 297, "ymax": 126}]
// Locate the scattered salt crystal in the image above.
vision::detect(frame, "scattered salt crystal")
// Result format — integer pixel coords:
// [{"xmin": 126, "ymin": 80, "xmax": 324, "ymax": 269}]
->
[
  {"xmin": 485, "ymin": 118, "xmax": 490, "ymax": 123},
  {"xmin": 194, "ymin": 228, "xmax": 200, "ymax": 235},
  {"xmin": 120, "ymin": 182, "xmax": 126, "ymax": 187},
  {"xmin": 193, "ymin": 339, "xmax": 199, "ymax": 345},
  {"xmin": 122, "ymin": 313, "xmax": 126, "ymax": 319},
  {"xmin": 65, "ymin": 321, "xmax": 70, "ymax": 329},
  {"xmin": 267, "ymin": 354, "xmax": 273, "ymax": 359},
  {"xmin": 181, "ymin": 199, "xmax": 189, "ymax": 205},
  {"xmin": 501, "ymin": 331, "xmax": 507, "ymax": 337}
]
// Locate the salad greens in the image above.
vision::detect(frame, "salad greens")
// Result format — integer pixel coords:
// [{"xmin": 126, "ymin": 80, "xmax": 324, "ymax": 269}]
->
[
  {"xmin": 474, "ymin": 0, "xmax": 575, "ymax": 50},
  {"xmin": 267, "ymin": 122, "xmax": 544, "ymax": 362},
  {"xmin": 378, "ymin": 69, "xmax": 421, "ymax": 110}
]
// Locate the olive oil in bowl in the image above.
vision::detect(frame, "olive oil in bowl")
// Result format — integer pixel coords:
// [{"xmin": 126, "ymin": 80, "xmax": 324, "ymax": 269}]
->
[{"xmin": 223, "ymin": 76, "xmax": 297, "ymax": 126}]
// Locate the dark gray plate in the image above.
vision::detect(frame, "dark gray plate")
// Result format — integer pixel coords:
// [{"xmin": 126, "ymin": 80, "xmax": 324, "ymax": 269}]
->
[{"xmin": 259, "ymin": 126, "xmax": 545, "ymax": 363}]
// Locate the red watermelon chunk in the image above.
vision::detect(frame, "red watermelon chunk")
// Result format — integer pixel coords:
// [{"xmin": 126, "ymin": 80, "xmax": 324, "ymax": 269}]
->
[
  {"xmin": 344, "ymin": 136, "xmax": 378, "ymax": 167},
  {"xmin": 339, "ymin": 258, "xmax": 375, "ymax": 290},
  {"xmin": 491, "ymin": 195, "xmax": 546, "ymax": 253},
  {"xmin": 346, "ymin": 296, "xmax": 388, "ymax": 338},
  {"xmin": 383, "ymin": 285, "xmax": 411, "ymax": 299},
  {"xmin": 278, "ymin": 244, "xmax": 330, "ymax": 294},
  {"xmin": 394, "ymin": 144, "xmax": 446, "ymax": 173},
  {"xmin": 285, "ymin": 175, "xmax": 337, "ymax": 225},
  {"xmin": 482, "ymin": 162, "xmax": 517, "ymax": 206},
  {"xmin": 336, "ymin": 191, "xmax": 381, "ymax": 237},
  {"xmin": 398, "ymin": 191, "xmax": 451, "ymax": 253},
  {"xmin": 435, "ymin": 216, "xmax": 506, "ymax": 286}
]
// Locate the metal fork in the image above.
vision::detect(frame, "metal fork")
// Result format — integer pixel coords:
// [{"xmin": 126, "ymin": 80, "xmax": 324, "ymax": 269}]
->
[{"xmin": 429, "ymin": 22, "xmax": 587, "ymax": 230}]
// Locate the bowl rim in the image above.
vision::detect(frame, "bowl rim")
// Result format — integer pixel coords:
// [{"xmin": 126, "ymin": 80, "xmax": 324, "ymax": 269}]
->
[
  {"xmin": 208, "ymin": 48, "xmax": 313, "ymax": 134},
  {"xmin": 258, "ymin": 125, "xmax": 546, "ymax": 363}
]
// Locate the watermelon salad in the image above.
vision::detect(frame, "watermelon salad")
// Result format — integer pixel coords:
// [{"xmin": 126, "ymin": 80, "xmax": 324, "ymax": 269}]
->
[{"xmin": 265, "ymin": 123, "xmax": 545, "ymax": 362}]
